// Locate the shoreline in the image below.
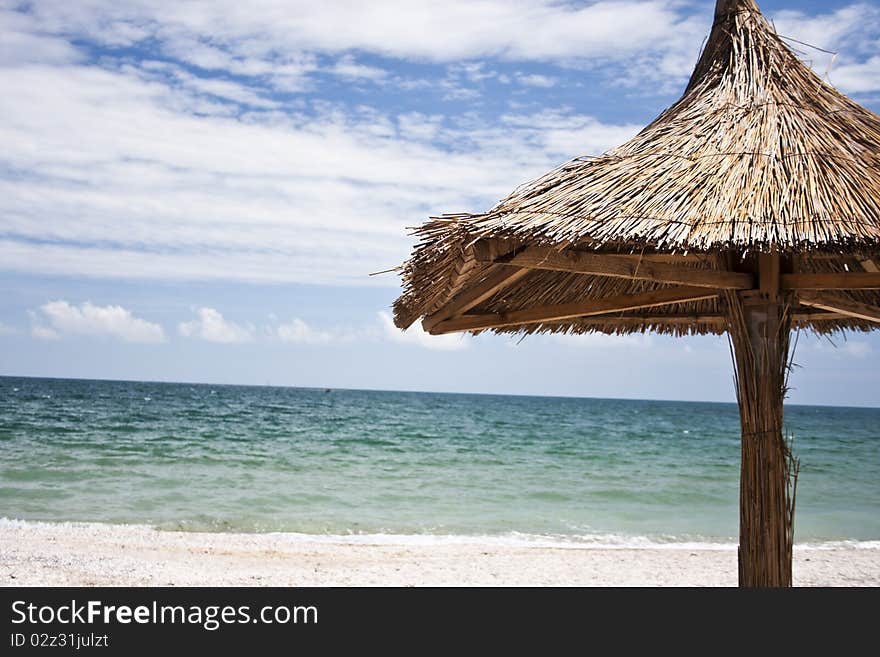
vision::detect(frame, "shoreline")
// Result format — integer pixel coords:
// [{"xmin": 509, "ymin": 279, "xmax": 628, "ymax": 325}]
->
[{"xmin": 2, "ymin": 520, "xmax": 878, "ymax": 587}]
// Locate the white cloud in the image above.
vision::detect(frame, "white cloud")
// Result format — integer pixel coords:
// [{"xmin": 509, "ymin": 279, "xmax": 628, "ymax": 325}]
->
[
  {"xmin": 0, "ymin": 59, "xmax": 637, "ymax": 284},
  {"xmin": 498, "ymin": 110, "xmax": 641, "ymax": 158},
  {"xmin": 5, "ymin": 2, "xmax": 876, "ymax": 90},
  {"xmin": 0, "ymin": 9, "xmax": 83, "ymax": 66},
  {"xmin": 396, "ymin": 112, "xmax": 444, "ymax": 141},
  {"xmin": 179, "ymin": 308, "xmax": 254, "ymax": 343},
  {"xmin": 807, "ymin": 337, "xmax": 873, "ymax": 358},
  {"xmin": 30, "ymin": 301, "xmax": 165, "ymax": 343},
  {"xmin": 842, "ymin": 341, "xmax": 873, "ymax": 357},
  {"xmin": 329, "ymin": 55, "xmax": 388, "ymax": 81},
  {"xmin": 827, "ymin": 56, "xmax": 880, "ymax": 93},
  {"xmin": 11, "ymin": 1, "xmax": 702, "ymax": 66},
  {"xmin": 516, "ymin": 73, "xmax": 557, "ymax": 88},
  {"xmin": 139, "ymin": 61, "xmax": 281, "ymax": 109},
  {"xmin": 31, "ymin": 325, "xmax": 61, "ymax": 340},
  {"xmin": 275, "ymin": 318, "xmax": 338, "ymax": 344},
  {"xmin": 772, "ymin": 3, "xmax": 880, "ymax": 93},
  {"xmin": 450, "ymin": 62, "xmax": 497, "ymax": 83},
  {"xmin": 378, "ymin": 311, "xmax": 469, "ymax": 351},
  {"xmin": 772, "ymin": 4, "xmax": 877, "ymax": 54}
]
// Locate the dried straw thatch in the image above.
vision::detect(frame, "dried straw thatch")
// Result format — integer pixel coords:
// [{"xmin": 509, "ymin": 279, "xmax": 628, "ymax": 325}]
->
[{"xmin": 392, "ymin": 0, "xmax": 880, "ymax": 338}]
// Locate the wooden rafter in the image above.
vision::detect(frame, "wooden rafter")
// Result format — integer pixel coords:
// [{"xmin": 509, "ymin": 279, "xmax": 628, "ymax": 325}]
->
[
  {"xmin": 798, "ymin": 292, "xmax": 880, "ymax": 324},
  {"xmin": 575, "ymin": 314, "xmax": 726, "ymax": 326},
  {"xmin": 791, "ymin": 312, "xmax": 849, "ymax": 322},
  {"xmin": 421, "ymin": 265, "xmax": 530, "ymax": 332},
  {"xmin": 429, "ymin": 286, "xmax": 719, "ymax": 334},
  {"xmin": 859, "ymin": 258, "xmax": 879, "ymax": 273},
  {"xmin": 472, "ymin": 238, "xmax": 713, "ymax": 264},
  {"xmin": 477, "ymin": 245, "xmax": 752, "ymax": 290},
  {"xmin": 568, "ymin": 311, "xmax": 846, "ymax": 326},
  {"xmin": 782, "ymin": 272, "xmax": 880, "ymax": 290}
]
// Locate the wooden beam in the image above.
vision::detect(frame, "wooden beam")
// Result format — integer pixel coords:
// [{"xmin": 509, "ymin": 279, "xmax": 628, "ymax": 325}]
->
[
  {"xmin": 782, "ymin": 272, "xmax": 880, "ymax": 290},
  {"xmin": 569, "ymin": 312, "xmax": 846, "ymax": 326},
  {"xmin": 421, "ymin": 265, "xmax": 530, "ymax": 332},
  {"xmin": 472, "ymin": 238, "xmax": 713, "ymax": 264},
  {"xmin": 471, "ymin": 239, "xmax": 521, "ymax": 263},
  {"xmin": 574, "ymin": 314, "xmax": 727, "ymax": 326},
  {"xmin": 798, "ymin": 292, "xmax": 880, "ymax": 324},
  {"xmin": 791, "ymin": 312, "xmax": 853, "ymax": 321},
  {"xmin": 807, "ymin": 253, "xmax": 867, "ymax": 260},
  {"xmin": 429, "ymin": 286, "xmax": 719, "ymax": 334},
  {"xmin": 483, "ymin": 246, "xmax": 752, "ymax": 290},
  {"xmin": 616, "ymin": 253, "xmax": 713, "ymax": 264}
]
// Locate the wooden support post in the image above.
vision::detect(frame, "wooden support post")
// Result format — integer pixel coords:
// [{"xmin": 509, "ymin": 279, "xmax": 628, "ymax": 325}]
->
[{"xmin": 725, "ymin": 253, "xmax": 797, "ymax": 587}]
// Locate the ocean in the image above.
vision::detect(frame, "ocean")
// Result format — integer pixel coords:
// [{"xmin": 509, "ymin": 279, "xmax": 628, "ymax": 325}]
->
[{"xmin": 1, "ymin": 375, "xmax": 877, "ymax": 548}]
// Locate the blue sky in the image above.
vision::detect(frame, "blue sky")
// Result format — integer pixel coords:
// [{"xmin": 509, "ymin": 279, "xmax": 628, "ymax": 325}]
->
[{"xmin": 1, "ymin": 0, "xmax": 879, "ymax": 405}]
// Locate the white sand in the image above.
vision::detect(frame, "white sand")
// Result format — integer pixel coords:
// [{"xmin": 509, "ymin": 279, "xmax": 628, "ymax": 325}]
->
[{"xmin": 1, "ymin": 521, "xmax": 877, "ymax": 587}]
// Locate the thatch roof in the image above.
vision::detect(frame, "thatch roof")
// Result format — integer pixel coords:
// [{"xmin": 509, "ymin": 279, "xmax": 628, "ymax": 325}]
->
[{"xmin": 393, "ymin": 0, "xmax": 880, "ymax": 337}]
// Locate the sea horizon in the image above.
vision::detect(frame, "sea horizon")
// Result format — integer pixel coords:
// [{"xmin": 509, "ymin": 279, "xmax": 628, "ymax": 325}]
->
[{"xmin": 2, "ymin": 373, "xmax": 877, "ymax": 410}]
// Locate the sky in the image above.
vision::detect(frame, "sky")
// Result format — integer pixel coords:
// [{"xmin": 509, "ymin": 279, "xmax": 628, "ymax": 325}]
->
[{"xmin": 1, "ymin": 0, "xmax": 879, "ymax": 406}]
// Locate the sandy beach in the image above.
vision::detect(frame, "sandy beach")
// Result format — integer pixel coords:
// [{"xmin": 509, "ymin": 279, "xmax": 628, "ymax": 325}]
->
[{"xmin": 1, "ymin": 521, "xmax": 877, "ymax": 587}]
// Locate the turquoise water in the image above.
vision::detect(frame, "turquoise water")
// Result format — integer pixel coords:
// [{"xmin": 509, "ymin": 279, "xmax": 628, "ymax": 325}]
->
[{"xmin": 0, "ymin": 376, "xmax": 877, "ymax": 545}]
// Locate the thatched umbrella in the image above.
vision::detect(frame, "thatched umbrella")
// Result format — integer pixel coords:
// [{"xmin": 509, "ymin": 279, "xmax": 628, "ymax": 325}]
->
[{"xmin": 391, "ymin": 0, "xmax": 880, "ymax": 587}]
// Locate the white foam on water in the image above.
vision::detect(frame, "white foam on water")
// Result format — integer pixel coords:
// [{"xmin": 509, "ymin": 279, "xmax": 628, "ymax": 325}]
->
[
  {"xmin": 3, "ymin": 518, "xmax": 878, "ymax": 551},
  {"xmin": 796, "ymin": 540, "xmax": 880, "ymax": 551},
  {"xmin": 0, "ymin": 517, "xmax": 154, "ymax": 532},
  {"xmin": 265, "ymin": 531, "xmax": 741, "ymax": 551}
]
